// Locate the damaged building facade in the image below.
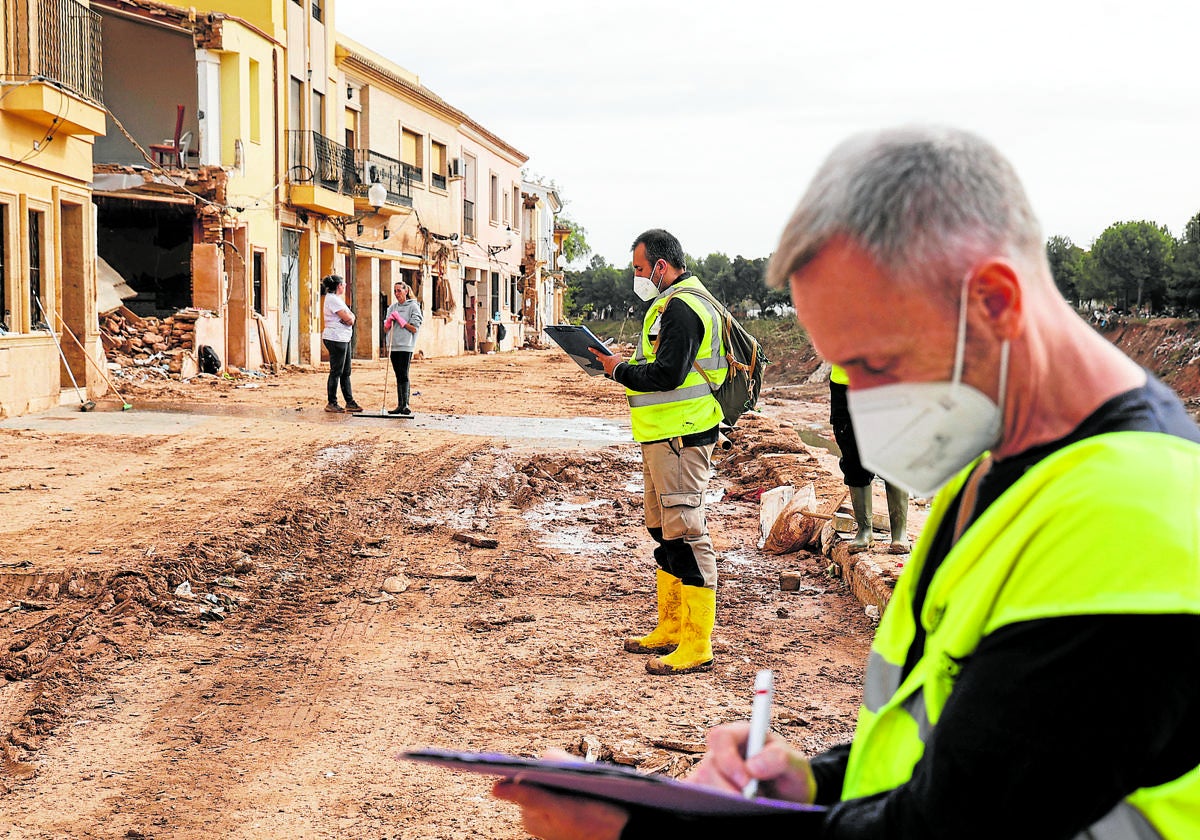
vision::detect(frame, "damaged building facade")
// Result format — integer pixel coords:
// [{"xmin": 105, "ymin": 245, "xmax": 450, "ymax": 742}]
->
[
  {"xmin": 1, "ymin": 0, "xmax": 107, "ymax": 417},
  {"xmin": 0, "ymin": 0, "xmax": 565, "ymax": 418},
  {"xmin": 334, "ymin": 36, "xmax": 528, "ymax": 359}
]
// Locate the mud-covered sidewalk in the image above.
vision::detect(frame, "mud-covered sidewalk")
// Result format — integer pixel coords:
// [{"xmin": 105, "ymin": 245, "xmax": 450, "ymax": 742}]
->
[{"xmin": 0, "ymin": 350, "xmax": 901, "ymax": 838}]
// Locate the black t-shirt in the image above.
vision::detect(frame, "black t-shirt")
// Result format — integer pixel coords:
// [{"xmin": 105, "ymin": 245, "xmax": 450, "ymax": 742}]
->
[{"xmin": 624, "ymin": 374, "xmax": 1200, "ymax": 839}]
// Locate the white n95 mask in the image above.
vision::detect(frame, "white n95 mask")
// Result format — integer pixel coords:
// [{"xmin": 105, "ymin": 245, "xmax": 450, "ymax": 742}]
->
[
  {"xmin": 846, "ymin": 279, "xmax": 1008, "ymax": 498},
  {"xmin": 633, "ymin": 263, "xmax": 662, "ymax": 302}
]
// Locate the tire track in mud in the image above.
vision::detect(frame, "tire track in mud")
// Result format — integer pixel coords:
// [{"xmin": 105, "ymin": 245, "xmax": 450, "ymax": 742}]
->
[{"xmin": 67, "ymin": 435, "xmax": 500, "ymax": 836}]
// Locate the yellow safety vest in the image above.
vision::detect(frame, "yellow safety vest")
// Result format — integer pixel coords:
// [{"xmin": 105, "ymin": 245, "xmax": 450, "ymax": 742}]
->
[
  {"xmin": 625, "ymin": 276, "xmax": 726, "ymax": 442},
  {"xmin": 843, "ymin": 431, "xmax": 1200, "ymax": 838},
  {"xmin": 830, "ymin": 363, "xmax": 849, "ymax": 386}
]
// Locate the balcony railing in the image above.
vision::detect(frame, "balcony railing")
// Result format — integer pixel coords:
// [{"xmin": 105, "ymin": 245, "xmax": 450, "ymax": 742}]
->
[
  {"xmin": 6, "ymin": 0, "xmax": 104, "ymax": 104},
  {"xmin": 463, "ymin": 199, "xmax": 476, "ymax": 239},
  {"xmin": 287, "ymin": 130, "xmax": 356, "ymax": 195},
  {"xmin": 353, "ymin": 148, "xmax": 413, "ymax": 208},
  {"xmin": 402, "ymin": 162, "xmax": 423, "ymax": 185},
  {"xmin": 432, "ymin": 171, "xmax": 447, "ymax": 190}
]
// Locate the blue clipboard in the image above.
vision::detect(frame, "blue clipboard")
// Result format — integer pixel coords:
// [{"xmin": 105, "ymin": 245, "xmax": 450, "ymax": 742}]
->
[
  {"xmin": 544, "ymin": 324, "xmax": 614, "ymax": 376},
  {"xmin": 398, "ymin": 747, "xmax": 826, "ymax": 818}
]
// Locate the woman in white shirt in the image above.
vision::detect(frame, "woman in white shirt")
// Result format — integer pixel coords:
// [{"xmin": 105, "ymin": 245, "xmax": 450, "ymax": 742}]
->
[
  {"xmin": 321, "ymin": 275, "xmax": 361, "ymax": 413},
  {"xmin": 383, "ymin": 280, "xmax": 423, "ymax": 415}
]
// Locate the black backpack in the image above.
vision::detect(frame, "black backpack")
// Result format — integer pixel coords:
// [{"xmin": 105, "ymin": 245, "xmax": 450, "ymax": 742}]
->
[
  {"xmin": 666, "ymin": 287, "xmax": 769, "ymax": 427},
  {"xmin": 199, "ymin": 345, "xmax": 222, "ymax": 375}
]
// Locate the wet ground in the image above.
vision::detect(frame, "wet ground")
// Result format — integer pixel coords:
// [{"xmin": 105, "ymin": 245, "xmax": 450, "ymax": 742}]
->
[{"xmin": 0, "ymin": 352, "xmax": 875, "ymax": 838}]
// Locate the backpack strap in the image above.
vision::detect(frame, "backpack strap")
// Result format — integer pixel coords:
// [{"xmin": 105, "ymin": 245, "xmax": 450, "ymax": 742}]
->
[
  {"xmin": 667, "ymin": 287, "xmax": 758, "ymax": 382},
  {"xmin": 657, "ymin": 287, "xmax": 730, "ymax": 393}
]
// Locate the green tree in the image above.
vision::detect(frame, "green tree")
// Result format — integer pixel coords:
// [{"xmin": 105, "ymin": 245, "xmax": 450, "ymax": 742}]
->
[
  {"xmin": 1045, "ymin": 235, "xmax": 1085, "ymax": 303},
  {"xmin": 1169, "ymin": 213, "xmax": 1200, "ymax": 314},
  {"xmin": 556, "ymin": 217, "xmax": 591, "ymax": 266},
  {"xmin": 692, "ymin": 253, "xmax": 734, "ymax": 305},
  {"xmin": 1081, "ymin": 221, "xmax": 1174, "ymax": 312},
  {"xmin": 564, "ymin": 255, "xmax": 635, "ymax": 320},
  {"xmin": 728, "ymin": 255, "xmax": 770, "ymax": 317}
]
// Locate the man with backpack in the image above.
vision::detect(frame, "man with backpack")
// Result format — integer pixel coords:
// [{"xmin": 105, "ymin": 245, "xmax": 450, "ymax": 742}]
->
[{"xmin": 589, "ymin": 228, "xmax": 726, "ymax": 676}]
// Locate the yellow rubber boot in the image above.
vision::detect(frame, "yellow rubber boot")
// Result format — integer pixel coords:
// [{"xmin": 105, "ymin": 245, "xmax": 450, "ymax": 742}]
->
[
  {"xmin": 646, "ymin": 585, "xmax": 715, "ymax": 675},
  {"xmin": 624, "ymin": 570, "xmax": 682, "ymax": 654}
]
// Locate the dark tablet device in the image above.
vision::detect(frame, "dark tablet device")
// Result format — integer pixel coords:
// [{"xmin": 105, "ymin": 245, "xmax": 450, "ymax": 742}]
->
[{"xmin": 544, "ymin": 324, "xmax": 614, "ymax": 376}]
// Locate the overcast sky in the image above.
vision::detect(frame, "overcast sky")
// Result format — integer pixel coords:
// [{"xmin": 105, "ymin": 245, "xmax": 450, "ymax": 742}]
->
[{"xmin": 338, "ymin": 0, "xmax": 1200, "ymax": 269}]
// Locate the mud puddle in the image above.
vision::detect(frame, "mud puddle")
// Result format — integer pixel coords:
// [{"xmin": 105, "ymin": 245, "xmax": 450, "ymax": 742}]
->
[{"xmin": 0, "ymin": 405, "xmax": 631, "ymax": 444}]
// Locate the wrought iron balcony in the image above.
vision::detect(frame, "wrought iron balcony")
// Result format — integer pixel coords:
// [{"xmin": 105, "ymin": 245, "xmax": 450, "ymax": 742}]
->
[
  {"xmin": 402, "ymin": 162, "xmax": 423, "ymax": 185},
  {"xmin": 6, "ymin": 0, "xmax": 104, "ymax": 104},
  {"xmin": 287, "ymin": 130, "xmax": 356, "ymax": 195},
  {"xmin": 353, "ymin": 149, "xmax": 413, "ymax": 208}
]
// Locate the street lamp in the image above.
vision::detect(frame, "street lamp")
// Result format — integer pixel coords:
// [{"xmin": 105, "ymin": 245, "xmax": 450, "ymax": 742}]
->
[{"xmin": 488, "ymin": 225, "xmax": 516, "ymax": 258}]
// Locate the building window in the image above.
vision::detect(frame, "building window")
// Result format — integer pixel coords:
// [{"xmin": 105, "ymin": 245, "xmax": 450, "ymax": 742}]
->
[
  {"xmin": 512, "ymin": 186, "xmax": 521, "ymax": 232},
  {"xmin": 28, "ymin": 210, "xmax": 44, "ymax": 330},
  {"xmin": 509, "ymin": 273, "xmax": 521, "ymax": 316},
  {"xmin": 490, "ymin": 271, "xmax": 500, "ymax": 318},
  {"xmin": 311, "ymin": 90, "xmax": 325, "ymax": 135},
  {"xmin": 431, "ymin": 140, "xmax": 447, "ymax": 190},
  {"xmin": 252, "ymin": 250, "xmax": 265, "ymax": 316},
  {"xmin": 248, "ymin": 59, "xmax": 261, "ymax": 143},
  {"xmin": 311, "ymin": 0, "xmax": 323, "ymax": 21},
  {"xmin": 344, "ymin": 107, "xmax": 357, "ymax": 151},
  {"xmin": 401, "ymin": 127, "xmax": 424, "ymax": 183},
  {"xmin": 490, "ymin": 174, "xmax": 499, "ymax": 224},
  {"xmin": 462, "ymin": 154, "xmax": 476, "ymax": 238},
  {"xmin": 0, "ymin": 207, "xmax": 7, "ymax": 331}
]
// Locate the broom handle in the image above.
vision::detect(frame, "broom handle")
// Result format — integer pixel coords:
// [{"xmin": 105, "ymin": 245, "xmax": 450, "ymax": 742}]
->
[
  {"xmin": 52, "ymin": 309, "xmax": 128, "ymax": 402},
  {"xmin": 34, "ymin": 296, "xmax": 85, "ymax": 396}
]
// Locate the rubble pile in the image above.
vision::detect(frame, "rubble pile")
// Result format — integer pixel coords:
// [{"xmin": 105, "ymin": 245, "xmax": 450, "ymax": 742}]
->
[{"xmin": 100, "ymin": 305, "xmax": 201, "ymax": 379}]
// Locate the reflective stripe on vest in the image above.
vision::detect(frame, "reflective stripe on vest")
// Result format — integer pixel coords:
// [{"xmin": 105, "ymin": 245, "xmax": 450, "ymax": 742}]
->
[
  {"xmin": 1074, "ymin": 802, "xmax": 1163, "ymax": 840},
  {"xmin": 624, "ymin": 277, "xmax": 726, "ymax": 441},
  {"xmin": 842, "ymin": 432, "xmax": 1200, "ymax": 838},
  {"xmin": 627, "ymin": 382, "xmax": 715, "ymax": 408}
]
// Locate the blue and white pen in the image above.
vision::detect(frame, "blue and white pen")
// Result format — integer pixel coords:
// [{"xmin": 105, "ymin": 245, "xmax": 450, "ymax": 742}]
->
[{"xmin": 742, "ymin": 669, "xmax": 774, "ymax": 798}]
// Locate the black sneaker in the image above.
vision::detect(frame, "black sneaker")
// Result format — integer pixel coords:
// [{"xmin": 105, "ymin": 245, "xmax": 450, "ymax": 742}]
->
[
  {"xmin": 325, "ymin": 403, "xmax": 344, "ymax": 413},
  {"xmin": 344, "ymin": 402, "xmax": 364, "ymax": 413},
  {"xmin": 387, "ymin": 406, "xmax": 404, "ymax": 415}
]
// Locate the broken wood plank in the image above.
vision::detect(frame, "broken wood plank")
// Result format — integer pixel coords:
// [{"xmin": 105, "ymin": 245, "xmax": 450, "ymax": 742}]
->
[
  {"xmin": 650, "ymin": 739, "xmax": 707, "ymax": 755},
  {"xmin": 451, "ymin": 533, "xmax": 499, "ymax": 549}
]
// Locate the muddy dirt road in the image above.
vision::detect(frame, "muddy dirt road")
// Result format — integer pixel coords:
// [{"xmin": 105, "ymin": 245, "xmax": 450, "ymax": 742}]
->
[{"xmin": 0, "ymin": 350, "xmax": 874, "ymax": 839}]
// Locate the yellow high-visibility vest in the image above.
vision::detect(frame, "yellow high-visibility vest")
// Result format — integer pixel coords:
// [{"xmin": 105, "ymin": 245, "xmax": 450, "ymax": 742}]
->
[
  {"xmin": 843, "ymin": 431, "xmax": 1200, "ymax": 838},
  {"xmin": 625, "ymin": 276, "xmax": 725, "ymax": 442}
]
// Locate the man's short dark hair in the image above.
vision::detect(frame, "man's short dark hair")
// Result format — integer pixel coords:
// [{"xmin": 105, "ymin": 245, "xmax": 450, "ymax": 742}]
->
[{"xmin": 631, "ymin": 229, "xmax": 685, "ymax": 270}]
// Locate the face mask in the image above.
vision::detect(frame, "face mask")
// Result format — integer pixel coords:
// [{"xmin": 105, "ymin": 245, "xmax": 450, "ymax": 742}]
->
[
  {"xmin": 846, "ymin": 278, "xmax": 1009, "ymax": 498},
  {"xmin": 633, "ymin": 262, "xmax": 662, "ymax": 301}
]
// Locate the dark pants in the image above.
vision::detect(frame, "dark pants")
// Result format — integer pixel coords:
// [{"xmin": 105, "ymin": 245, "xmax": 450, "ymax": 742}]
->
[
  {"xmin": 390, "ymin": 350, "xmax": 413, "ymax": 409},
  {"xmin": 830, "ymin": 380, "xmax": 874, "ymax": 487},
  {"xmin": 324, "ymin": 339, "xmax": 354, "ymax": 405}
]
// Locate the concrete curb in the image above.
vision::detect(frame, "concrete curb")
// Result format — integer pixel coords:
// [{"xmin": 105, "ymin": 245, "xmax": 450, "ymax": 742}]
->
[{"xmin": 819, "ymin": 521, "xmax": 906, "ymax": 617}]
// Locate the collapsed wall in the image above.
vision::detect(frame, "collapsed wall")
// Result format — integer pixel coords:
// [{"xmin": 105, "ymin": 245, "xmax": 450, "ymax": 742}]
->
[{"xmin": 99, "ymin": 305, "xmax": 205, "ymax": 379}]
